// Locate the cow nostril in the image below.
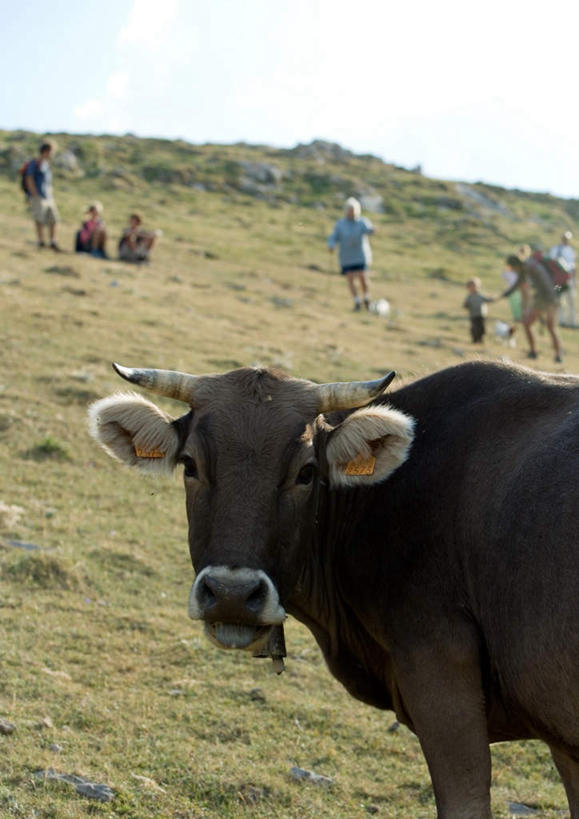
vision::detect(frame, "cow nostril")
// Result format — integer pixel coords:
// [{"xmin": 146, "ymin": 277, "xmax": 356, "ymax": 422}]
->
[
  {"xmin": 246, "ymin": 581, "xmax": 267, "ymax": 614},
  {"xmin": 198, "ymin": 578, "xmax": 217, "ymax": 610}
]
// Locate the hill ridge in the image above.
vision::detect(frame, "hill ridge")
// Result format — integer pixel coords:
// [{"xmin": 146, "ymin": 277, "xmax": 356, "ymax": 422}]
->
[{"xmin": 1, "ymin": 129, "xmax": 578, "ymax": 229}]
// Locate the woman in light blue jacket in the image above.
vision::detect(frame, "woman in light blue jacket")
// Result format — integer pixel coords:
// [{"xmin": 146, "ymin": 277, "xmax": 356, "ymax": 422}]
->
[{"xmin": 328, "ymin": 197, "xmax": 375, "ymax": 310}]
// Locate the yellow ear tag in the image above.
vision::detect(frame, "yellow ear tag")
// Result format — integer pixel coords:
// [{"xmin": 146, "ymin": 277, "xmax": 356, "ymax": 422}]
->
[
  {"xmin": 344, "ymin": 453, "xmax": 376, "ymax": 476},
  {"xmin": 135, "ymin": 445, "xmax": 165, "ymax": 459}
]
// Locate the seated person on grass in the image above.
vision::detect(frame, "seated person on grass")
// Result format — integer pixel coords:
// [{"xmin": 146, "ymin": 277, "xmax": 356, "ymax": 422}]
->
[
  {"xmin": 118, "ymin": 213, "xmax": 160, "ymax": 263},
  {"xmin": 75, "ymin": 202, "xmax": 108, "ymax": 258}
]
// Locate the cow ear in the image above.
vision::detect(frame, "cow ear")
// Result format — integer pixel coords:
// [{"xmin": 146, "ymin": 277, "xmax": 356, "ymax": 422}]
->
[
  {"xmin": 88, "ymin": 392, "xmax": 181, "ymax": 474},
  {"xmin": 326, "ymin": 405, "xmax": 414, "ymax": 488}
]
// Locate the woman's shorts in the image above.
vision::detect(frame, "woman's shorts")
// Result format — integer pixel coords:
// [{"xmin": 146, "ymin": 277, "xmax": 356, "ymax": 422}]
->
[
  {"xmin": 531, "ymin": 293, "xmax": 558, "ymax": 313},
  {"xmin": 341, "ymin": 263, "xmax": 367, "ymax": 276}
]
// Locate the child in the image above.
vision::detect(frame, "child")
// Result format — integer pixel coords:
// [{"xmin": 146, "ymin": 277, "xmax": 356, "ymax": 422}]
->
[
  {"xmin": 118, "ymin": 213, "xmax": 160, "ymax": 263},
  {"xmin": 75, "ymin": 202, "xmax": 108, "ymax": 258},
  {"xmin": 463, "ymin": 278, "xmax": 493, "ymax": 343}
]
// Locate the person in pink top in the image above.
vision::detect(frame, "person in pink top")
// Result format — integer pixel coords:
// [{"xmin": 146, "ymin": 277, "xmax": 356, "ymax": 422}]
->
[{"xmin": 75, "ymin": 202, "xmax": 109, "ymax": 258}]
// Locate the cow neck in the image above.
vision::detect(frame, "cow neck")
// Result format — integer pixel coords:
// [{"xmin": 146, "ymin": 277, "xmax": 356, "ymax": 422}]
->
[{"xmin": 291, "ymin": 465, "xmax": 364, "ymax": 659}]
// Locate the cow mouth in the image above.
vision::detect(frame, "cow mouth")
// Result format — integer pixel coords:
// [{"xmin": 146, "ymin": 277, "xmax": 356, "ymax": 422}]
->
[{"xmin": 204, "ymin": 622, "xmax": 271, "ymax": 651}]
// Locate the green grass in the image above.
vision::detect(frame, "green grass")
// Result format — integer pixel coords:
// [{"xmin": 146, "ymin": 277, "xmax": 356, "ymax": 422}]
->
[
  {"xmin": 23, "ymin": 437, "xmax": 71, "ymax": 462},
  {"xmin": 0, "ymin": 130, "xmax": 577, "ymax": 817}
]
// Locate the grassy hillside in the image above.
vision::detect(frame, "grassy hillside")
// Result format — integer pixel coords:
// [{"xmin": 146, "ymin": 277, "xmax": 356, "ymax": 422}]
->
[{"xmin": 0, "ymin": 129, "xmax": 577, "ymax": 817}]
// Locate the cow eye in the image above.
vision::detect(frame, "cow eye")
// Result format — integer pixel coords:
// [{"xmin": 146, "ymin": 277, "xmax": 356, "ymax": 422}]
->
[
  {"xmin": 296, "ymin": 463, "xmax": 316, "ymax": 486},
  {"xmin": 181, "ymin": 456, "xmax": 198, "ymax": 479}
]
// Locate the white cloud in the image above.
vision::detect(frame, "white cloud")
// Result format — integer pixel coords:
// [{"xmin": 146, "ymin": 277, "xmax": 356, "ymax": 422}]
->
[
  {"xmin": 74, "ymin": 98, "xmax": 104, "ymax": 121},
  {"xmin": 73, "ymin": 78, "xmax": 129, "ymax": 132},
  {"xmin": 72, "ymin": 0, "xmax": 192, "ymax": 133},
  {"xmin": 106, "ymin": 71, "xmax": 129, "ymax": 101},
  {"xmin": 117, "ymin": 0, "xmax": 179, "ymax": 49}
]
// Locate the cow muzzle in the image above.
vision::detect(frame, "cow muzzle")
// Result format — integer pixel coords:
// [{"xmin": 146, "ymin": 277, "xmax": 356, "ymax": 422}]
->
[{"xmin": 188, "ymin": 566, "xmax": 286, "ymax": 650}]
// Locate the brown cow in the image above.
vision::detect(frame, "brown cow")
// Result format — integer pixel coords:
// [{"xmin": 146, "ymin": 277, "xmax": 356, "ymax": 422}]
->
[{"xmin": 89, "ymin": 360, "xmax": 579, "ymax": 818}]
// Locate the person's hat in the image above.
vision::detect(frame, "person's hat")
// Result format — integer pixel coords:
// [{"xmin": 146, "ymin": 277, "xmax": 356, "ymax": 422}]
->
[
  {"xmin": 86, "ymin": 201, "xmax": 103, "ymax": 215},
  {"xmin": 563, "ymin": 230, "xmax": 573, "ymax": 241}
]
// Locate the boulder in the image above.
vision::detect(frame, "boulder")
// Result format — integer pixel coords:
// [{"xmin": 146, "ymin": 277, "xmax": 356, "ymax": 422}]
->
[
  {"xmin": 238, "ymin": 161, "xmax": 283, "ymax": 186},
  {"xmin": 53, "ymin": 150, "xmax": 81, "ymax": 174},
  {"xmin": 359, "ymin": 192, "xmax": 384, "ymax": 213},
  {"xmin": 291, "ymin": 140, "xmax": 354, "ymax": 163}
]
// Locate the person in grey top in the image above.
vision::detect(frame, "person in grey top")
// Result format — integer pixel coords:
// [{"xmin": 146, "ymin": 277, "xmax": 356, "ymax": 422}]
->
[
  {"xmin": 463, "ymin": 277, "xmax": 494, "ymax": 343},
  {"xmin": 548, "ymin": 230, "xmax": 576, "ymax": 328},
  {"xmin": 328, "ymin": 197, "xmax": 374, "ymax": 310}
]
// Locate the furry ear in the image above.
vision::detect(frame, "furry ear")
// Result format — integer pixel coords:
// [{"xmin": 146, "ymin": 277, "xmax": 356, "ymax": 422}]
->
[
  {"xmin": 88, "ymin": 392, "xmax": 181, "ymax": 474},
  {"xmin": 326, "ymin": 405, "xmax": 414, "ymax": 488}
]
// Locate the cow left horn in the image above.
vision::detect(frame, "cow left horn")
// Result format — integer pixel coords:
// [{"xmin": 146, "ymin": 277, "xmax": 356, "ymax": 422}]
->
[
  {"xmin": 112, "ymin": 363, "xmax": 200, "ymax": 404},
  {"xmin": 316, "ymin": 371, "xmax": 396, "ymax": 412}
]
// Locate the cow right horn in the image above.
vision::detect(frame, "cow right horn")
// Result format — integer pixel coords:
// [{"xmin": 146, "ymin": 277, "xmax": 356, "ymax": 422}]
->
[
  {"xmin": 112, "ymin": 363, "xmax": 200, "ymax": 404},
  {"xmin": 316, "ymin": 371, "xmax": 396, "ymax": 412}
]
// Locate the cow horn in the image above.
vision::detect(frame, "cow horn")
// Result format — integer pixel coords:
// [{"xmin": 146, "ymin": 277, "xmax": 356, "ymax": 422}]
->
[
  {"xmin": 112, "ymin": 363, "xmax": 200, "ymax": 403},
  {"xmin": 316, "ymin": 371, "xmax": 396, "ymax": 412}
]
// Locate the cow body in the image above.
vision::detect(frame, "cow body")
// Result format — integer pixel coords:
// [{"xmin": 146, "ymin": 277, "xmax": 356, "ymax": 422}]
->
[
  {"xmin": 90, "ymin": 360, "xmax": 579, "ymax": 818},
  {"xmin": 322, "ymin": 364, "xmax": 579, "ymax": 738}
]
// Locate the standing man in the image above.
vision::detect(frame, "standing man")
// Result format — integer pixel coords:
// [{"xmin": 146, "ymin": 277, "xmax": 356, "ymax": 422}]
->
[
  {"xmin": 25, "ymin": 141, "xmax": 61, "ymax": 251},
  {"xmin": 328, "ymin": 197, "xmax": 375, "ymax": 311},
  {"xmin": 548, "ymin": 230, "xmax": 576, "ymax": 327}
]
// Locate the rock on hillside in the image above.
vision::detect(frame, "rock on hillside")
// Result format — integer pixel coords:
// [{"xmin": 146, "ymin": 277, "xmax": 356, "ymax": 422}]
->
[
  {"xmin": 290, "ymin": 139, "xmax": 356, "ymax": 163},
  {"xmin": 52, "ymin": 149, "xmax": 81, "ymax": 175}
]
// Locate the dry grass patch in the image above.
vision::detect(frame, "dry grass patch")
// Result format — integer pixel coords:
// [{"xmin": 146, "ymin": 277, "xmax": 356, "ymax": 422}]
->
[{"xmin": 2, "ymin": 553, "xmax": 86, "ymax": 591}]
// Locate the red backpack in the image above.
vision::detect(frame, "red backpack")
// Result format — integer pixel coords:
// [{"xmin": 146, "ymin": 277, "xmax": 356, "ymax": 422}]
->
[{"xmin": 531, "ymin": 250, "xmax": 571, "ymax": 292}]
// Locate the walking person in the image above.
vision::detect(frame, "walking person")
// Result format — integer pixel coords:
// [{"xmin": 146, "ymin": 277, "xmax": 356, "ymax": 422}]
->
[
  {"xmin": 548, "ymin": 231, "xmax": 576, "ymax": 327},
  {"xmin": 327, "ymin": 197, "xmax": 374, "ymax": 311},
  {"xmin": 500, "ymin": 254, "xmax": 563, "ymax": 363},
  {"xmin": 24, "ymin": 141, "xmax": 61, "ymax": 251},
  {"xmin": 463, "ymin": 277, "xmax": 493, "ymax": 343}
]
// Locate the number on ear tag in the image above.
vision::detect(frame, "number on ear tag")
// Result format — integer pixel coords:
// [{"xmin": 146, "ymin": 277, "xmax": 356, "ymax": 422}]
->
[
  {"xmin": 344, "ymin": 454, "xmax": 376, "ymax": 476},
  {"xmin": 135, "ymin": 445, "xmax": 165, "ymax": 459}
]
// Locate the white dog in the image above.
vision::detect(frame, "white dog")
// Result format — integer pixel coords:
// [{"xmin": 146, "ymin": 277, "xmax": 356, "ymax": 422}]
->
[{"xmin": 494, "ymin": 320, "xmax": 516, "ymax": 347}]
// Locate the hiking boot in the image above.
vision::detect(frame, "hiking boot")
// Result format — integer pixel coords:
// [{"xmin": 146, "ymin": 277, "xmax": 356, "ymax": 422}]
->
[
  {"xmin": 363, "ymin": 298, "xmax": 370, "ymax": 310},
  {"xmin": 526, "ymin": 351, "xmax": 538, "ymax": 359},
  {"xmin": 555, "ymin": 355, "xmax": 563, "ymax": 363},
  {"xmin": 50, "ymin": 242, "xmax": 63, "ymax": 253},
  {"xmin": 37, "ymin": 241, "xmax": 46, "ymax": 249},
  {"xmin": 353, "ymin": 301, "xmax": 361, "ymax": 311}
]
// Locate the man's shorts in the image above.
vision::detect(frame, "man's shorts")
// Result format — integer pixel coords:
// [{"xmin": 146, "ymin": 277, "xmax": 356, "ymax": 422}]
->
[
  {"xmin": 29, "ymin": 197, "xmax": 60, "ymax": 226},
  {"xmin": 341, "ymin": 263, "xmax": 367, "ymax": 276}
]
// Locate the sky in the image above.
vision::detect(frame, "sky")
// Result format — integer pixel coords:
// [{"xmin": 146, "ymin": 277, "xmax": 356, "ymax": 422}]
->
[{"xmin": 3, "ymin": 0, "xmax": 579, "ymax": 198}]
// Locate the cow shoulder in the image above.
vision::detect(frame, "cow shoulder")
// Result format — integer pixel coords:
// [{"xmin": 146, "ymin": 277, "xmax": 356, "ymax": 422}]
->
[
  {"xmin": 326, "ymin": 404, "xmax": 414, "ymax": 488},
  {"xmin": 88, "ymin": 392, "xmax": 181, "ymax": 473}
]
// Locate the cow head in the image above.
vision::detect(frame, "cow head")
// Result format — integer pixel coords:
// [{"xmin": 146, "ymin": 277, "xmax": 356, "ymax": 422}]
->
[{"xmin": 89, "ymin": 364, "xmax": 414, "ymax": 664}]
